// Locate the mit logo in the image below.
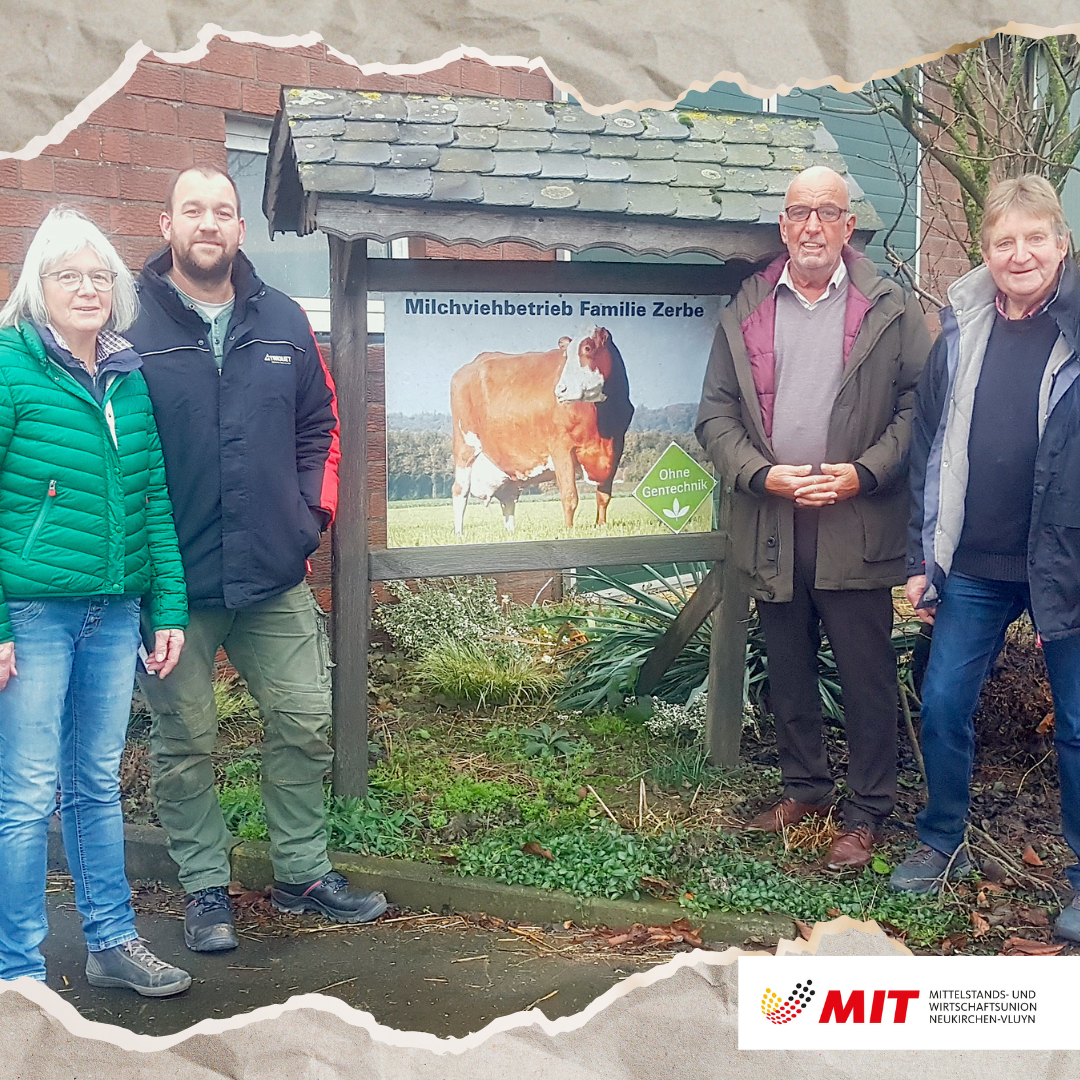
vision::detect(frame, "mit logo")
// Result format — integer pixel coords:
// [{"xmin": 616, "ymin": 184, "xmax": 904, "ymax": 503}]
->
[
  {"xmin": 761, "ymin": 980, "xmax": 815, "ymax": 1024},
  {"xmin": 819, "ymin": 989, "xmax": 920, "ymax": 1023}
]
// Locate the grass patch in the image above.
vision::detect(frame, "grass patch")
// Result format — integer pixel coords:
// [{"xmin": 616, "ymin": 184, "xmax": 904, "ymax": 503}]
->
[{"xmin": 414, "ymin": 638, "xmax": 562, "ymax": 707}]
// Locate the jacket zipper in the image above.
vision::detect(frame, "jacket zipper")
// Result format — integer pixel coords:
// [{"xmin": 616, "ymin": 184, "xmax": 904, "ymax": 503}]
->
[{"xmin": 20, "ymin": 480, "xmax": 57, "ymax": 559}]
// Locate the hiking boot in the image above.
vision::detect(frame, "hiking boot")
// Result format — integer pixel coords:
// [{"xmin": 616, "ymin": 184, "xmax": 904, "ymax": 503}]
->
[
  {"xmin": 826, "ymin": 824, "xmax": 878, "ymax": 871},
  {"xmin": 85, "ymin": 939, "xmax": 192, "ymax": 997},
  {"xmin": 184, "ymin": 886, "xmax": 238, "ymax": 952},
  {"xmin": 745, "ymin": 797, "xmax": 833, "ymax": 833},
  {"xmin": 1054, "ymin": 893, "xmax": 1080, "ymax": 942},
  {"xmin": 889, "ymin": 844, "xmax": 972, "ymax": 895},
  {"xmin": 271, "ymin": 870, "xmax": 388, "ymax": 923}
]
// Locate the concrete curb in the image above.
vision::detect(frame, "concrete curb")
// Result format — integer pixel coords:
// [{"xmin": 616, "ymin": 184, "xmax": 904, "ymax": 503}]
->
[{"xmin": 48, "ymin": 821, "xmax": 795, "ymax": 946}]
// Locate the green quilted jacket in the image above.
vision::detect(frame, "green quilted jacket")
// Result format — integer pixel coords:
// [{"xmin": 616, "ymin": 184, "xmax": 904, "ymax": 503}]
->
[{"xmin": 0, "ymin": 322, "xmax": 188, "ymax": 643}]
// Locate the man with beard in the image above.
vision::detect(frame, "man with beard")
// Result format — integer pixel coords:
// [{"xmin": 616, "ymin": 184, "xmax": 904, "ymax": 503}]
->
[{"xmin": 126, "ymin": 167, "xmax": 387, "ymax": 954}]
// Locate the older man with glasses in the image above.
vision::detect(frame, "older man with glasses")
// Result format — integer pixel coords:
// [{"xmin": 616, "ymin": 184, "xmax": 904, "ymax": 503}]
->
[
  {"xmin": 893, "ymin": 176, "xmax": 1080, "ymax": 938},
  {"xmin": 697, "ymin": 165, "xmax": 931, "ymax": 870}
]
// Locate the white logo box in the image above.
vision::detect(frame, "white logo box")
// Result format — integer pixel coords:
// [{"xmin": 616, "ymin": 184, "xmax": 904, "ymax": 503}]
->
[{"xmin": 738, "ymin": 955, "xmax": 1077, "ymax": 1050}]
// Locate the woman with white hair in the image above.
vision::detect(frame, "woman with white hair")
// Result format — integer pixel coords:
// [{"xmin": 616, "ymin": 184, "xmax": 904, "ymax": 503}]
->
[{"xmin": 0, "ymin": 206, "xmax": 190, "ymax": 996}]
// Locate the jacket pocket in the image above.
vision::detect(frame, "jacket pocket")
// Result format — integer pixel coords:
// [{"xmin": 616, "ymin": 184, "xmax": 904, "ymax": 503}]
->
[
  {"xmin": 859, "ymin": 494, "xmax": 907, "ymax": 563},
  {"xmin": 19, "ymin": 480, "xmax": 57, "ymax": 560},
  {"xmin": 729, "ymin": 491, "xmax": 762, "ymax": 577}
]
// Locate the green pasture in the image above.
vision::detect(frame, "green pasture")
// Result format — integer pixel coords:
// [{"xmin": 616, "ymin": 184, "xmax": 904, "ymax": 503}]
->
[{"xmin": 386, "ymin": 491, "xmax": 713, "ymax": 547}]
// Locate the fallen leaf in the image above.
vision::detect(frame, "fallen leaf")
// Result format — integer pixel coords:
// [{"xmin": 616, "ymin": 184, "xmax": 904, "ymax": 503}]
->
[
  {"xmin": 639, "ymin": 876, "xmax": 674, "ymax": 894},
  {"xmin": 879, "ymin": 920, "xmax": 908, "ymax": 941},
  {"xmin": 1001, "ymin": 936, "xmax": 1064, "ymax": 956},
  {"xmin": 521, "ymin": 842, "xmax": 554, "ymax": 860},
  {"xmin": 980, "ymin": 858, "xmax": 1008, "ymax": 883},
  {"xmin": 605, "ymin": 923, "xmax": 648, "ymax": 947},
  {"xmin": 1022, "ymin": 845, "xmax": 1044, "ymax": 867},
  {"xmin": 227, "ymin": 881, "xmax": 245, "ymax": 897},
  {"xmin": 971, "ymin": 912, "xmax": 990, "ymax": 938},
  {"xmin": 1019, "ymin": 907, "xmax": 1051, "ymax": 928},
  {"xmin": 437, "ymin": 853, "xmax": 459, "ymax": 865},
  {"xmin": 563, "ymin": 920, "xmax": 574, "ymax": 930},
  {"xmin": 941, "ymin": 933, "xmax": 969, "ymax": 953},
  {"xmin": 982, "ymin": 881, "xmax": 1007, "ymax": 894},
  {"xmin": 826, "ymin": 908, "xmax": 842, "ymax": 917},
  {"xmin": 1037, "ymin": 711, "xmax": 1055, "ymax": 735},
  {"xmin": 794, "ymin": 920, "xmax": 813, "ymax": 941}
]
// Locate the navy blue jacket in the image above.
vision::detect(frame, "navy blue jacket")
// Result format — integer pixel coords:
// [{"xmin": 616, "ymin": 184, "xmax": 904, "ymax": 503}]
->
[
  {"xmin": 127, "ymin": 247, "xmax": 340, "ymax": 609},
  {"xmin": 909, "ymin": 257, "xmax": 1080, "ymax": 641}
]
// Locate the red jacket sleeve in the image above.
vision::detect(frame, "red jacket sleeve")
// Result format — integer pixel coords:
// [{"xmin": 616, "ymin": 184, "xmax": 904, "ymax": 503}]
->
[{"xmin": 295, "ymin": 330, "xmax": 340, "ymax": 527}]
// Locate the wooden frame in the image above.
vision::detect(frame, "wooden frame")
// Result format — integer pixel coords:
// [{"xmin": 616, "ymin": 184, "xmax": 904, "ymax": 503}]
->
[{"xmin": 324, "ymin": 221, "xmax": 763, "ymax": 798}]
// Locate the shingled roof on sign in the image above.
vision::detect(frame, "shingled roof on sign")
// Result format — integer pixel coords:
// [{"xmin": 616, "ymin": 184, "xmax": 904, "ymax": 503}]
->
[{"xmin": 265, "ymin": 89, "xmax": 882, "ymax": 254}]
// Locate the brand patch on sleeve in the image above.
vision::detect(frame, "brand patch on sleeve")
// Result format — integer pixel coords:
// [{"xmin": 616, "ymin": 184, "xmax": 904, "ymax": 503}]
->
[{"xmin": 264, "ymin": 354, "xmax": 293, "ymax": 364}]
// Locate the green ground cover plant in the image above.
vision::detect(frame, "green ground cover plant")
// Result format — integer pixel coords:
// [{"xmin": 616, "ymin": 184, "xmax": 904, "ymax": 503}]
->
[{"xmin": 125, "ymin": 576, "xmax": 1065, "ymax": 955}]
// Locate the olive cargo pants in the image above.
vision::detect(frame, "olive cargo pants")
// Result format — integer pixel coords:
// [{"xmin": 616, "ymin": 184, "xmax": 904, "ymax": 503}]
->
[{"xmin": 138, "ymin": 584, "xmax": 335, "ymax": 892}]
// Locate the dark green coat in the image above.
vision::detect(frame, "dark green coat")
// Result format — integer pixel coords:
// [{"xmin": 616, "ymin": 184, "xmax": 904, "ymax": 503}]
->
[{"xmin": 0, "ymin": 322, "xmax": 187, "ymax": 641}]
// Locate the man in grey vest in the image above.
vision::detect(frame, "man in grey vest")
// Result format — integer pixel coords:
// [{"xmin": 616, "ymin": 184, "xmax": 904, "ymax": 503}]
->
[{"xmin": 696, "ymin": 166, "xmax": 931, "ymax": 870}]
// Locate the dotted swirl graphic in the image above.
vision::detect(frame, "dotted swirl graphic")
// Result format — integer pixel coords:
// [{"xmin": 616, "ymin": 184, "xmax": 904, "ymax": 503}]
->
[{"xmin": 761, "ymin": 980, "xmax": 815, "ymax": 1024}]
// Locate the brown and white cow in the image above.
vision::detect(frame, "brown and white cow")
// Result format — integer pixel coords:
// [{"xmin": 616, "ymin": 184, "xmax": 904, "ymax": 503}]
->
[{"xmin": 450, "ymin": 326, "xmax": 634, "ymax": 535}]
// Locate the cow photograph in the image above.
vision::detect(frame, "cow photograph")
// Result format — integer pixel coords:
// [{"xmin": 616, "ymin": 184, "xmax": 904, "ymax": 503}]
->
[{"xmin": 383, "ymin": 291, "xmax": 722, "ymax": 546}]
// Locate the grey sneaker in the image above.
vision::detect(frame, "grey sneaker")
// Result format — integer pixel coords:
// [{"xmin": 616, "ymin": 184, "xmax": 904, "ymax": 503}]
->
[
  {"xmin": 889, "ymin": 844, "xmax": 972, "ymax": 895},
  {"xmin": 85, "ymin": 939, "xmax": 192, "ymax": 997},
  {"xmin": 184, "ymin": 886, "xmax": 238, "ymax": 952},
  {"xmin": 1055, "ymin": 893, "xmax": 1080, "ymax": 942}
]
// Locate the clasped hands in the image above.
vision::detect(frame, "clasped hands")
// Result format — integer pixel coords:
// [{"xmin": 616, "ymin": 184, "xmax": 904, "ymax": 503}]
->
[{"xmin": 764, "ymin": 462, "xmax": 860, "ymax": 506}]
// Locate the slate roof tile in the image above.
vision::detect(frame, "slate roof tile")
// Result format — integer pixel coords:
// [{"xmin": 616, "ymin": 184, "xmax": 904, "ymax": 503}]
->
[
  {"xmin": 405, "ymin": 96, "xmax": 459, "ymax": 124},
  {"xmin": 434, "ymin": 148, "xmax": 496, "ymax": 173},
  {"xmin": 454, "ymin": 99, "xmax": 511, "ymax": 127},
  {"xmin": 453, "ymin": 127, "xmax": 499, "ymax": 149},
  {"xmin": 504, "ymin": 101, "xmax": 556, "ymax": 131},
  {"xmin": 585, "ymin": 158, "xmax": 631, "ymax": 182},
  {"xmin": 589, "ymin": 135, "xmax": 639, "ymax": 158},
  {"xmin": 553, "ymin": 106, "xmax": 606, "ymax": 134},
  {"xmin": 627, "ymin": 159, "xmax": 678, "ymax": 184},
  {"xmin": 575, "ymin": 182, "xmax": 628, "ymax": 213},
  {"xmin": 336, "ymin": 142, "xmax": 393, "ymax": 167},
  {"xmin": 603, "ymin": 112, "xmax": 645, "ymax": 136},
  {"xmin": 549, "ymin": 132, "xmax": 592, "ymax": 153},
  {"xmin": 275, "ymin": 89, "xmax": 883, "ymax": 231},
  {"xmin": 372, "ymin": 168, "xmax": 433, "ymax": 198},
  {"xmin": 496, "ymin": 130, "xmax": 553, "ymax": 151},
  {"xmin": 397, "ymin": 124, "xmax": 454, "ymax": 146},
  {"xmin": 538, "ymin": 154, "xmax": 589, "ymax": 179},
  {"xmin": 639, "ymin": 112, "xmax": 692, "ymax": 140},
  {"xmin": 674, "ymin": 141, "xmax": 728, "ymax": 163},
  {"xmin": 386, "ymin": 145, "xmax": 440, "ymax": 169},
  {"xmin": 480, "ymin": 176, "xmax": 538, "ymax": 205},
  {"xmin": 490, "ymin": 151, "xmax": 543, "ymax": 177},
  {"xmin": 636, "ymin": 140, "xmax": 678, "ymax": 160},
  {"xmin": 342, "ymin": 121, "xmax": 401, "ymax": 142},
  {"xmin": 534, "ymin": 181, "xmax": 581, "ymax": 209},
  {"xmin": 430, "ymin": 172, "xmax": 485, "ymax": 202},
  {"xmin": 671, "ymin": 161, "xmax": 726, "ymax": 188},
  {"xmin": 344, "ymin": 93, "xmax": 408, "ymax": 122},
  {"xmin": 289, "ymin": 118, "xmax": 346, "ymax": 138}
]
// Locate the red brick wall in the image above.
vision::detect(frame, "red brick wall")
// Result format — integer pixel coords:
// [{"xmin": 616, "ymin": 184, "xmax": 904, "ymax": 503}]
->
[{"xmin": 0, "ymin": 38, "xmax": 554, "ymax": 294}]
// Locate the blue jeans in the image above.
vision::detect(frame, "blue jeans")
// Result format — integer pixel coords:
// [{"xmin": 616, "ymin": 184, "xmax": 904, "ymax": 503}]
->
[
  {"xmin": 917, "ymin": 572, "xmax": 1080, "ymax": 888},
  {"xmin": 0, "ymin": 596, "xmax": 142, "ymax": 981}
]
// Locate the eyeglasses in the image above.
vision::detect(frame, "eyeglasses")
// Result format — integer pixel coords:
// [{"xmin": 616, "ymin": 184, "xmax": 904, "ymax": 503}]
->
[
  {"xmin": 40, "ymin": 269, "xmax": 118, "ymax": 292},
  {"xmin": 783, "ymin": 204, "xmax": 849, "ymax": 223}
]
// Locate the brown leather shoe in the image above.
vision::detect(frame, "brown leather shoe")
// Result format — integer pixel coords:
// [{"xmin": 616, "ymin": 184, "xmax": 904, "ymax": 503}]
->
[
  {"xmin": 826, "ymin": 825, "xmax": 877, "ymax": 870},
  {"xmin": 744, "ymin": 797, "xmax": 833, "ymax": 833}
]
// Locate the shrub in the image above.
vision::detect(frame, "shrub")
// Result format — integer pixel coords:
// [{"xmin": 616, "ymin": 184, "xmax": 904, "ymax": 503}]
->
[{"xmin": 376, "ymin": 577, "xmax": 518, "ymax": 658}]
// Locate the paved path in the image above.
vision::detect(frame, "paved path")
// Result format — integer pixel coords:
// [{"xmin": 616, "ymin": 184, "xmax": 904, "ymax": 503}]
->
[{"xmin": 41, "ymin": 886, "xmax": 653, "ymax": 1038}]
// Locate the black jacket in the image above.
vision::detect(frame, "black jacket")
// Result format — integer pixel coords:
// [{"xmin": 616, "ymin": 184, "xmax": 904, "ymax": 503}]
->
[
  {"xmin": 908, "ymin": 256, "xmax": 1080, "ymax": 641},
  {"xmin": 126, "ymin": 248, "xmax": 340, "ymax": 609}
]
